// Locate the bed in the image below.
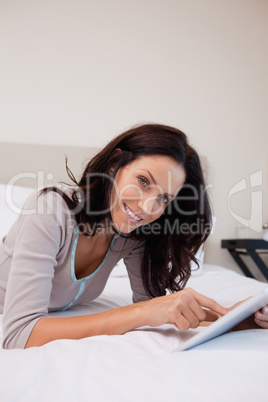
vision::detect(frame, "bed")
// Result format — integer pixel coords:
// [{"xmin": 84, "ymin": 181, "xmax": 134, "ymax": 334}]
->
[{"xmin": 1, "ymin": 151, "xmax": 268, "ymax": 402}]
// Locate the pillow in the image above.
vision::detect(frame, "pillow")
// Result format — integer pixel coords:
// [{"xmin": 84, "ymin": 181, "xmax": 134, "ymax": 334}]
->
[
  {"xmin": 111, "ymin": 246, "xmax": 205, "ymax": 278},
  {"xmin": 0, "ymin": 184, "xmax": 33, "ymax": 239},
  {"xmin": 190, "ymin": 215, "xmax": 216, "ymax": 276},
  {"xmin": 190, "ymin": 245, "xmax": 205, "ymax": 276},
  {"xmin": 110, "ymin": 259, "xmax": 128, "ymax": 277}
]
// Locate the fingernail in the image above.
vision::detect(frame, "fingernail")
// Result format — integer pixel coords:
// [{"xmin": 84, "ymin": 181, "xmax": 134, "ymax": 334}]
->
[
  {"xmin": 263, "ymin": 307, "xmax": 268, "ymax": 314},
  {"xmin": 255, "ymin": 312, "xmax": 262, "ymax": 319}
]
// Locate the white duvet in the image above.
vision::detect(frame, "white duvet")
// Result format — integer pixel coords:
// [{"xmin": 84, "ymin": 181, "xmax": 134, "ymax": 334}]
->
[{"xmin": 0, "ymin": 184, "xmax": 268, "ymax": 402}]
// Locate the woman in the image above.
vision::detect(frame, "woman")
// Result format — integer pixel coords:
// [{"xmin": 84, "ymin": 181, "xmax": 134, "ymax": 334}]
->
[{"xmin": 0, "ymin": 124, "xmax": 266, "ymax": 349}]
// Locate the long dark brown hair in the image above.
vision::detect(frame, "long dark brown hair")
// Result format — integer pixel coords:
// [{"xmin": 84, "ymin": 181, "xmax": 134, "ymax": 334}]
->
[{"xmin": 42, "ymin": 123, "xmax": 212, "ymax": 298}]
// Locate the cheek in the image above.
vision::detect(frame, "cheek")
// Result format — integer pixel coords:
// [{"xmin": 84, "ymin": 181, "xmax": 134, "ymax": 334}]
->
[
  {"xmin": 118, "ymin": 183, "xmax": 142, "ymax": 202},
  {"xmin": 110, "ymin": 183, "xmax": 141, "ymax": 217},
  {"xmin": 145, "ymin": 202, "xmax": 166, "ymax": 222},
  {"xmin": 155, "ymin": 207, "xmax": 165, "ymax": 219}
]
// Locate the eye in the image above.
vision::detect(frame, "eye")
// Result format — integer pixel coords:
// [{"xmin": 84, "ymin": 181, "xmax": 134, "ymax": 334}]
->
[
  {"xmin": 158, "ymin": 194, "xmax": 170, "ymax": 204},
  {"xmin": 138, "ymin": 176, "xmax": 149, "ymax": 187}
]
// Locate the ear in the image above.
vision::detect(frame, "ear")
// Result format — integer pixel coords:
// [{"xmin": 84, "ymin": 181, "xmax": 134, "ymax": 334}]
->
[
  {"xmin": 109, "ymin": 148, "xmax": 122, "ymax": 175},
  {"xmin": 113, "ymin": 148, "xmax": 122, "ymax": 154}
]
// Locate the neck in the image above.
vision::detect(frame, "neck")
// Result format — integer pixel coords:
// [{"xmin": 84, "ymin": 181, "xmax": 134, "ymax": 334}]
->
[{"xmin": 88, "ymin": 220, "xmax": 115, "ymax": 239}]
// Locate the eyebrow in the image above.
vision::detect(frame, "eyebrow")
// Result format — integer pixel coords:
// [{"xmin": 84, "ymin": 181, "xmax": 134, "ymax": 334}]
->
[{"xmin": 144, "ymin": 169, "xmax": 175, "ymax": 198}]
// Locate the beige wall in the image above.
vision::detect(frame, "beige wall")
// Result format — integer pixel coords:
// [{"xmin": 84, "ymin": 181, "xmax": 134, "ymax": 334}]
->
[{"xmin": 1, "ymin": 0, "xmax": 268, "ymax": 273}]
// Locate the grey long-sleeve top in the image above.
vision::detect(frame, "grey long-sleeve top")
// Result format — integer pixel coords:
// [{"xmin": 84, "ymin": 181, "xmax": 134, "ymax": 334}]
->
[{"xmin": 0, "ymin": 185, "xmax": 150, "ymax": 349}]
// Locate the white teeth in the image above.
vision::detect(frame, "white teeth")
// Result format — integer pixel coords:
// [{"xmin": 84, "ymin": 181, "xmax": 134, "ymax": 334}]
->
[{"xmin": 124, "ymin": 204, "xmax": 141, "ymax": 221}]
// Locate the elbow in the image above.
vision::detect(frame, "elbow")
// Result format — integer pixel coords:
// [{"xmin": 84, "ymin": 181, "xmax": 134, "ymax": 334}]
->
[
  {"xmin": 2, "ymin": 334, "xmax": 22, "ymax": 350},
  {"xmin": 2, "ymin": 316, "xmax": 43, "ymax": 350},
  {"xmin": 2, "ymin": 329, "xmax": 27, "ymax": 350}
]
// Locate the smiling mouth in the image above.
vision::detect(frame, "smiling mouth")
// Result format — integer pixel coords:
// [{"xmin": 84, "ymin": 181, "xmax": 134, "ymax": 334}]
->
[{"xmin": 124, "ymin": 203, "xmax": 143, "ymax": 223}]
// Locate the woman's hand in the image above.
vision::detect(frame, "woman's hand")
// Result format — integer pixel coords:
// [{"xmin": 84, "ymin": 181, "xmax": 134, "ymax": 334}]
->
[
  {"xmin": 226, "ymin": 299, "xmax": 268, "ymax": 331},
  {"xmin": 254, "ymin": 305, "xmax": 268, "ymax": 329},
  {"xmin": 141, "ymin": 288, "xmax": 228, "ymax": 330}
]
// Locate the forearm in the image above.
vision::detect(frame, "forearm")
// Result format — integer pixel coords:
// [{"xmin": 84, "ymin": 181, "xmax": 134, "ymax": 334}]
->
[
  {"xmin": 25, "ymin": 302, "xmax": 146, "ymax": 348},
  {"xmin": 25, "ymin": 287, "xmax": 229, "ymax": 348}
]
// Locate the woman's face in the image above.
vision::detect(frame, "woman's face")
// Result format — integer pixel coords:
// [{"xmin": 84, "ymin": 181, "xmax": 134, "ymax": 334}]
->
[{"xmin": 110, "ymin": 155, "xmax": 186, "ymax": 233}]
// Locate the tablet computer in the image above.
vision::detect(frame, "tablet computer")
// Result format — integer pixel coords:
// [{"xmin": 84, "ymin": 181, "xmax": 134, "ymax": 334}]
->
[{"xmin": 176, "ymin": 287, "xmax": 268, "ymax": 351}]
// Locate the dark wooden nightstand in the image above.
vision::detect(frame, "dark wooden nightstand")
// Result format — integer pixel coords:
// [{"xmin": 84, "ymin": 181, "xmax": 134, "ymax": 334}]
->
[{"xmin": 221, "ymin": 239, "xmax": 268, "ymax": 281}]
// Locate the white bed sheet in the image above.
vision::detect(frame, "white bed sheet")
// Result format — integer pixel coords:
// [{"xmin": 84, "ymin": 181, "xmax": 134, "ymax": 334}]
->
[
  {"xmin": 1, "ymin": 267, "xmax": 268, "ymax": 402},
  {"xmin": 1, "ymin": 184, "xmax": 268, "ymax": 402}
]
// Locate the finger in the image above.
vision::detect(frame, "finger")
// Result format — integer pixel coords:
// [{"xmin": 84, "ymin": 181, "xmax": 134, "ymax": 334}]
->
[
  {"xmin": 175, "ymin": 290, "xmax": 207, "ymax": 322},
  {"xmin": 173, "ymin": 312, "xmax": 192, "ymax": 331},
  {"xmin": 261, "ymin": 306, "xmax": 268, "ymax": 315},
  {"xmin": 179, "ymin": 307, "xmax": 200, "ymax": 329},
  {"xmin": 202, "ymin": 309, "xmax": 221, "ymax": 322},
  {"xmin": 254, "ymin": 318, "xmax": 268, "ymax": 329},
  {"xmin": 255, "ymin": 311, "xmax": 268, "ymax": 322},
  {"xmin": 186, "ymin": 288, "xmax": 228, "ymax": 316}
]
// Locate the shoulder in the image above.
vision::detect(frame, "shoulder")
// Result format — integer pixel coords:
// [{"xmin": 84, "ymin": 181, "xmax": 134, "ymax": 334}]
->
[
  {"xmin": 22, "ymin": 183, "xmax": 75, "ymax": 210},
  {"xmin": 19, "ymin": 183, "xmax": 77, "ymax": 232}
]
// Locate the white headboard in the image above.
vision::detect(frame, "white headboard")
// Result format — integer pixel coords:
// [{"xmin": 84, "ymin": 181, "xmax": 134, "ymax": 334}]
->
[
  {"xmin": 0, "ymin": 142, "xmax": 99, "ymax": 188},
  {"xmin": 0, "ymin": 141, "xmax": 208, "ymax": 188}
]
